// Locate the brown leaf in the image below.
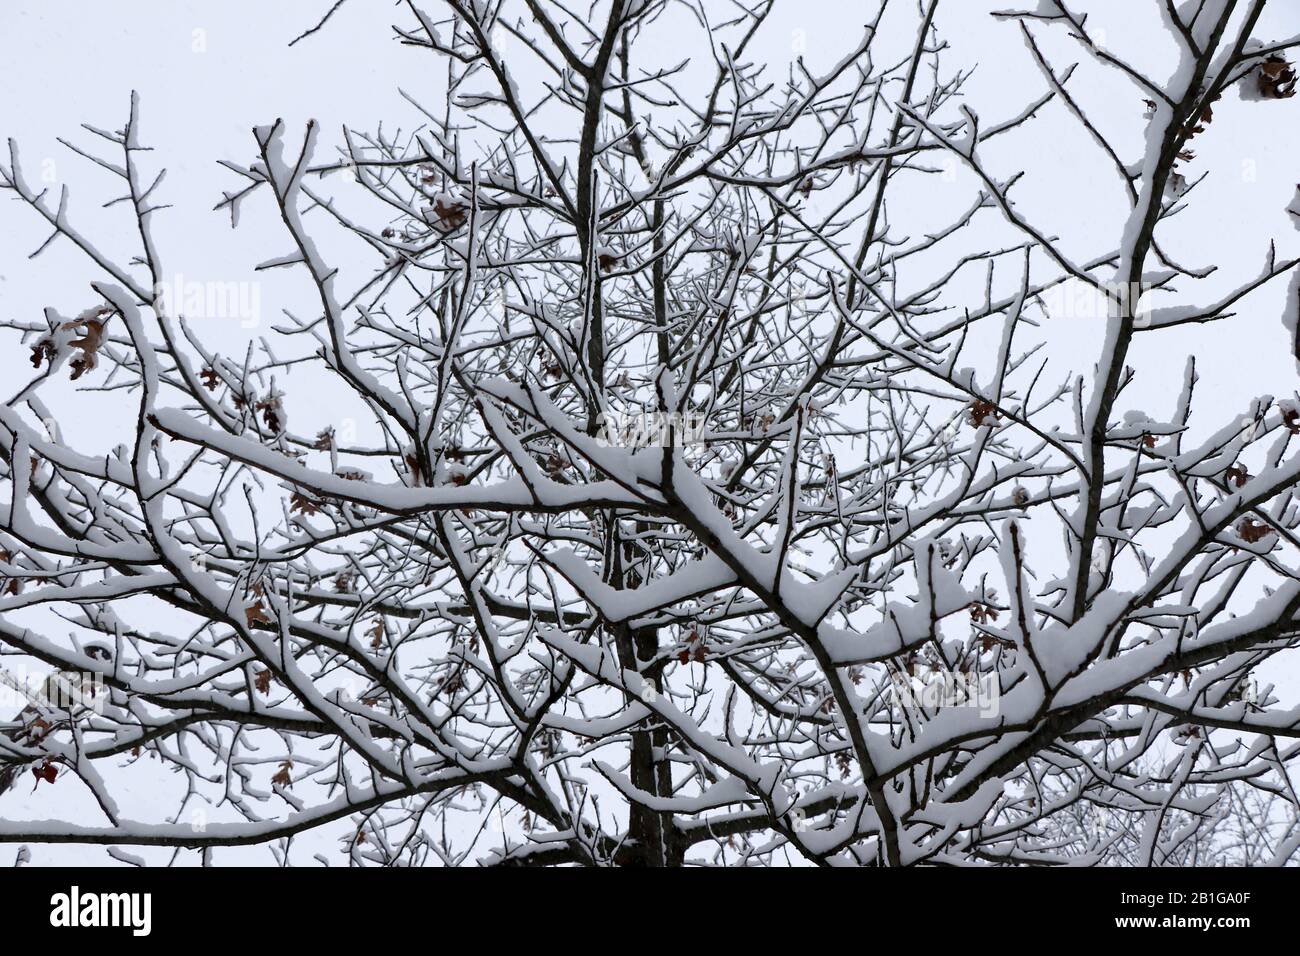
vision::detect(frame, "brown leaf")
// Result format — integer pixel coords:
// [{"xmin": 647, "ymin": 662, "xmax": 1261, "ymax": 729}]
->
[
  {"xmin": 1237, "ymin": 518, "xmax": 1271, "ymax": 544},
  {"xmin": 976, "ymin": 633, "xmax": 1014, "ymax": 652},
  {"xmin": 28, "ymin": 717, "xmax": 51, "ymax": 743},
  {"xmin": 255, "ymin": 398, "xmax": 282, "ymax": 434},
  {"xmin": 1258, "ymin": 55, "xmax": 1297, "ymax": 99},
  {"xmin": 271, "ymin": 760, "xmax": 293, "ymax": 789},
  {"xmin": 679, "ymin": 627, "xmax": 707, "ymax": 664},
  {"xmin": 62, "ymin": 316, "xmax": 108, "ymax": 381},
  {"xmin": 245, "ymin": 600, "xmax": 271, "ymax": 628},
  {"xmin": 200, "ymin": 367, "xmax": 220, "ymax": 391},
  {"xmin": 404, "ymin": 452, "xmax": 425, "ymax": 486},
  {"xmin": 1282, "ymin": 405, "xmax": 1300, "ymax": 435},
  {"xmin": 429, "ymin": 197, "xmax": 468, "ymax": 231},
  {"xmin": 439, "ymin": 672, "xmax": 464, "ymax": 696},
  {"xmin": 254, "ymin": 669, "xmax": 273, "ymax": 694},
  {"xmin": 30, "ymin": 340, "xmax": 57, "ymax": 370},
  {"xmin": 1225, "ymin": 465, "xmax": 1250, "ymax": 488},
  {"xmin": 290, "ymin": 491, "xmax": 321, "ymax": 516},
  {"xmin": 32, "ymin": 758, "xmax": 58, "ymax": 786},
  {"xmin": 967, "ymin": 399, "xmax": 999, "ymax": 428}
]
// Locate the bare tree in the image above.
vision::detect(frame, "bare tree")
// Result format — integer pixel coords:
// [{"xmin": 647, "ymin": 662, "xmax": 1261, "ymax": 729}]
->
[{"xmin": 2, "ymin": 0, "xmax": 1300, "ymax": 867}]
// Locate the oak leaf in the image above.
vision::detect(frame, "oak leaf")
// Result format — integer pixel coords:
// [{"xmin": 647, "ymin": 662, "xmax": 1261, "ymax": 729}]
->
[
  {"xmin": 271, "ymin": 760, "xmax": 293, "ymax": 789},
  {"xmin": 967, "ymin": 399, "xmax": 999, "ymax": 427},
  {"xmin": 290, "ymin": 491, "xmax": 322, "ymax": 516},
  {"xmin": 245, "ymin": 600, "xmax": 271, "ymax": 628},
  {"xmin": 1258, "ymin": 55, "xmax": 1297, "ymax": 99},
  {"xmin": 428, "ymin": 197, "xmax": 468, "ymax": 231},
  {"xmin": 61, "ymin": 316, "xmax": 109, "ymax": 381},
  {"xmin": 1238, "ymin": 518, "xmax": 1271, "ymax": 544}
]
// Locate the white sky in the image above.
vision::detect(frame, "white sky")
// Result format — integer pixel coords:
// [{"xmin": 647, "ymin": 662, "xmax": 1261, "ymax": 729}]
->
[{"xmin": 2, "ymin": 0, "xmax": 1300, "ymax": 864}]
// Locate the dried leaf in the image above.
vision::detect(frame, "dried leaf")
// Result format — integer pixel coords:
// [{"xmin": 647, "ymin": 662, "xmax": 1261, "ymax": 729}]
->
[
  {"xmin": 62, "ymin": 316, "xmax": 108, "ymax": 381},
  {"xmin": 1258, "ymin": 55, "xmax": 1297, "ymax": 99},
  {"xmin": 290, "ymin": 491, "xmax": 321, "ymax": 516},
  {"xmin": 404, "ymin": 452, "xmax": 425, "ymax": 486},
  {"xmin": 1237, "ymin": 518, "xmax": 1271, "ymax": 544},
  {"xmin": 245, "ymin": 600, "xmax": 271, "ymax": 628},
  {"xmin": 967, "ymin": 399, "xmax": 999, "ymax": 428},
  {"xmin": 271, "ymin": 760, "xmax": 293, "ymax": 788},
  {"xmin": 255, "ymin": 397, "xmax": 283, "ymax": 434},
  {"xmin": 27, "ymin": 717, "xmax": 51, "ymax": 743},
  {"xmin": 30, "ymin": 340, "xmax": 57, "ymax": 369},
  {"xmin": 428, "ymin": 197, "xmax": 468, "ymax": 231},
  {"xmin": 1282, "ymin": 405, "xmax": 1300, "ymax": 435}
]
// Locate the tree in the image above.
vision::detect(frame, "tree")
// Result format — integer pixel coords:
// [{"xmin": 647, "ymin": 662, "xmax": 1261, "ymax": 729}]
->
[{"xmin": 1, "ymin": 0, "xmax": 1300, "ymax": 867}]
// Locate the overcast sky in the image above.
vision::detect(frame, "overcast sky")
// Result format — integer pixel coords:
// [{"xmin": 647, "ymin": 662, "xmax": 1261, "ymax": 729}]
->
[{"xmin": 3, "ymin": 0, "xmax": 1300, "ymax": 865}]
